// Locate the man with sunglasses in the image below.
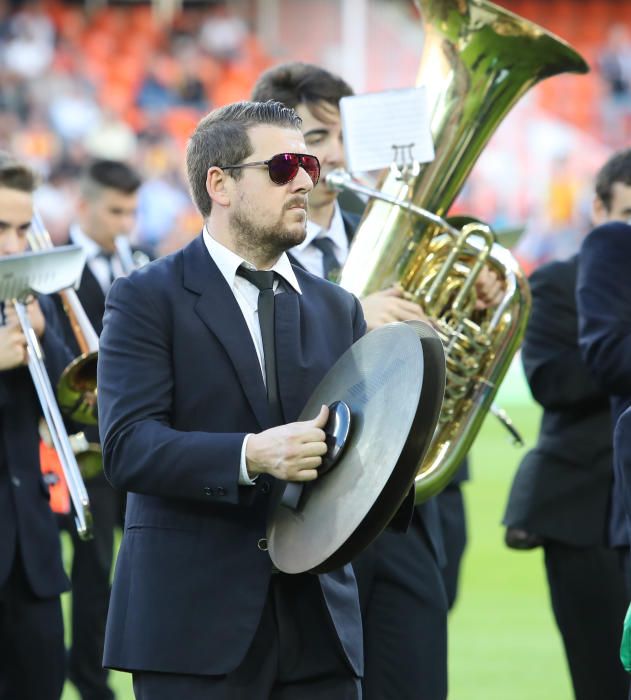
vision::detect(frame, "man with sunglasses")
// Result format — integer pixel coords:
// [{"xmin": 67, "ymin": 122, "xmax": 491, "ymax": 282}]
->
[
  {"xmin": 98, "ymin": 101, "xmax": 365, "ymax": 699},
  {"xmin": 253, "ymin": 62, "xmax": 457, "ymax": 700}
]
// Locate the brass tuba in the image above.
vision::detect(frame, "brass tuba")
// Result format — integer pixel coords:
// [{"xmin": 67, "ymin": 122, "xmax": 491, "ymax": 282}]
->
[{"xmin": 335, "ymin": 0, "xmax": 589, "ymax": 503}]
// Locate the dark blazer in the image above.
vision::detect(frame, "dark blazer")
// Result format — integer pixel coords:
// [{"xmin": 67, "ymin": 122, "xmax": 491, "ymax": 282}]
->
[
  {"xmin": 615, "ymin": 406, "xmax": 631, "ymax": 532},
  {"xmin": 578, "ymin": 222, "xmax": 631, "ymax": 546},
  {"xmin": 0, "ymin": 295, "xmax": 72, "ymax": 598},
  {"xmin": 99, "ymin": 234, "xmax": 365, "ymax": 676},
  {"xmin": 504, "ymin": 256, "xmax": 613, "ymax": 546}
]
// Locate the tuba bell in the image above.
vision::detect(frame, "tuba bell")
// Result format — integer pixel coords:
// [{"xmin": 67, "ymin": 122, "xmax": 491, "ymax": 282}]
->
[{"xmin": 335, "ymin": 0, "xmax": 589, "ymax": 503}]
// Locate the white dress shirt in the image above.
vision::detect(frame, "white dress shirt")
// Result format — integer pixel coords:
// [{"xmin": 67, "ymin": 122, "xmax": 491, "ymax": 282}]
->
[
  {"xmin": 202, "ymin": 228, "xmax": 302, "ymax": 485},
  {"xmin": 290, "ymin": 202, "xmax": 349, "ymax": 276},
  {"xmin": 69, "ymin": 224, "xmax": 124, "ymax": 294}
]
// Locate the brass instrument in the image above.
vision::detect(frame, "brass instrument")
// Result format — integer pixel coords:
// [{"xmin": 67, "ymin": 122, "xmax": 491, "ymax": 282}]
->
[
  {"xmin": 29, "ymin": 213, "xmax": 99, "ymax": 426},
  {"xmin": 114, "ymin": 235, "xmax": 150, "ymax": 276},
  {"xmin": 40, "ymin": 419, "xmax": 102, "ymax": 480},
  {"xmin": 13, "ymin": 299, "xmax": 92, "ymax": 538},
  {"xmin": 333, "ymin": 0, "xmax": 589, "ymax": 503}
]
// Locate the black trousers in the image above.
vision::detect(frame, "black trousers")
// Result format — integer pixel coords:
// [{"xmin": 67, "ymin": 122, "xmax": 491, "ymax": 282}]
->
[
  {"xmin": 0, "ymin": 549, "xmax": 65, "ymax": 700},
  {"xmin": 436, "ymin": 482, "xmax": 467, "ymax": 609},
  {"xmin": 353, "ymin": 517, "xmax": 448, "ymax": 700},
  {"xmin": 544, "ymin": 541, "xmax": 629, "ymax": 700},
  {"xmin": 65, "ymin": 478, "xmax": 121, "ymax": 700},
  {"xmin": 132, "ymin": 573, "xmax": 361, "ymax": 699}
]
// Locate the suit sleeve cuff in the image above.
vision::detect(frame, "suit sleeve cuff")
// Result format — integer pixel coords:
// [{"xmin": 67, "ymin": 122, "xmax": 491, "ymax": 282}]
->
[{"xmin": 239, "ymin": 434, "xmax": 258, "ymax": 485}]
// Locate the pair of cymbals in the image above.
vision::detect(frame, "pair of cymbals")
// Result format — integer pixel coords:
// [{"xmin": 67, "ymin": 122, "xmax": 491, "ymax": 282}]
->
[{"xmin": 267, "ymin": 320, "xmax": 445, "ymax": 574}]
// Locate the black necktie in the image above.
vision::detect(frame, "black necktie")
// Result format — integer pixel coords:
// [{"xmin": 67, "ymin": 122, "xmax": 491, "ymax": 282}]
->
[
  {"xmin": 236, "ymin": 266, "xmax": 283, "ymax": 425},
  {"xmin": 311, "ymin": 236, "xmax": 341, "ymax": 282}
]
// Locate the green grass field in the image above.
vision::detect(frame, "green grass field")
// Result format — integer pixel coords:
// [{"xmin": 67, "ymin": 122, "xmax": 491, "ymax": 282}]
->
[{"xmin": 61, "ymin": 365, "xmax": 574, "ymax": 700}]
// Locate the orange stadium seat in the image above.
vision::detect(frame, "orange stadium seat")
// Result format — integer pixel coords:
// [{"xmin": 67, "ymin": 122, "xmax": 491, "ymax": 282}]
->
[{"xmin": 161, "ymin": 106, "xmax": 203, "ymax": 146}]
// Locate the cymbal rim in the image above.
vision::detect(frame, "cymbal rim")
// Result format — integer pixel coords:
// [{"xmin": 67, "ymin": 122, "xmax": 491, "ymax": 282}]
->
[{"xmin": 268, "ymin": 322, "xmax": 434, "ymax": 574}]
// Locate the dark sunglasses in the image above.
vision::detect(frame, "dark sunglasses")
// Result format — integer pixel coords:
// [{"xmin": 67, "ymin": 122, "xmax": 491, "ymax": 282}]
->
[{"xmin": 218, "ymin": 152, "xmax": 320, "ymax": 187}]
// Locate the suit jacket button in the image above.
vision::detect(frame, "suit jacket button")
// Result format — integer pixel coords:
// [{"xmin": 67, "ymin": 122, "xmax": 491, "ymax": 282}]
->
[
  {"xmin": 11, "ymin": 476, "xmax": 20, "ymax": 488},
  {"xmin": 261, "ymin": 482, "xmax": 271, "ymax": 494},
  {"xmin": 216, "ymin": 487, "xmax": 226, "ymax": 496},
  {"xmin": 203, "ymin": 486, "xmax": 213, "ymax": 496},
  {"xmin": 257, "ymin": 538, "xmax": 268, "ymax": 551}
]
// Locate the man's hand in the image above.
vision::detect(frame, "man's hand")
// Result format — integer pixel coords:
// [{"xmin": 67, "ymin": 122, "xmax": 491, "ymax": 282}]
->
[
  {"xmin": 0, "ymin": 322, "xmax": 27, "ymax": 370},
  {"xmin": 5, "ymin": 299, "xmax": 46, "ymax": 338},
  {"xmin": 361, "ymin": 286, "xmax": 428, "ymax": 331},
  {"xmin": 474, "ymin": 267, "xmax": 505, "ymax": 310},
  {"xmin": 246, "ymin": 404, "xmax": 329, "ymax": 482}
]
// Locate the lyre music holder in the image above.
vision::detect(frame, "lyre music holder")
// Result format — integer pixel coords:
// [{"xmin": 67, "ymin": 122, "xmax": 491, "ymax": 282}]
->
[{"xmin": 390, "ymin": 143, "xmax": 421, "ymax": 184}]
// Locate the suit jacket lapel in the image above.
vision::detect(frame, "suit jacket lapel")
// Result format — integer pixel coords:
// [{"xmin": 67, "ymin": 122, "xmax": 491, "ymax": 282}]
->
[{"xmin": 183, "ymin": 235, "xmax": 270, "ymax": 429}]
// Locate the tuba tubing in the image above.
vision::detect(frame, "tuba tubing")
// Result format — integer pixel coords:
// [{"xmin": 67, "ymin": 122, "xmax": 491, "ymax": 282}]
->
[{"xmin": 336, "ymin": 0, "xmax": 588, "ymax": 503}]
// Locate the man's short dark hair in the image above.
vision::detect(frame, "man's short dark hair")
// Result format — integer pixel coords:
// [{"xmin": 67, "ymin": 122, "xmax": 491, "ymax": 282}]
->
[
  {"xmin": 595, "ymin": 148, "xmax": 631, "ymax": 210},
  {"xmin": 0, "ymin": 151, "xmax": 38, "ymax": 193},
  {"xmin": 80, "ymin": 159, "xmax": 142, "ymax": 201},
  {"xmin": 252, "ymin": 62, "xmax": 354, "ymax": 112},
  {"xmin": 186, "ymin": 100, "xmax": 302, "ymax": 218}
]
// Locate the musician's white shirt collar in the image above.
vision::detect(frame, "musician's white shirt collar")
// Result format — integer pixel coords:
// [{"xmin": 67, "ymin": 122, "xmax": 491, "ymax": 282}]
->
[
  {"xmin": 290, "ymin": 201, "xmax": 349, "ymax": 277},
  {"xmin": 69, "ymin": 223, "xmax": 121, "ymax": 294},
  {"xmin": 202, "ymin": 227, "xmax": 301, "ymax": 295},
  {"xmin": 69, "ymin": 223, "xmax": 101, "ymax": 260}
]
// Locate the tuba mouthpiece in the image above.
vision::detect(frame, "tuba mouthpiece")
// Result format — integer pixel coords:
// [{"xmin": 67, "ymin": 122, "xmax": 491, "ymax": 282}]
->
[{"xmin": 325, "ymin": 169, "xmax": 352, "ymax": 192}]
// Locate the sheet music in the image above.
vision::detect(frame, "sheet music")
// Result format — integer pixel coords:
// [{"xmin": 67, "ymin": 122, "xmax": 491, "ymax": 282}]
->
[
  {"xmin": 0, "ymin": 245, "xmax": 86, "ymax": 300},
  {"xmin": 340, "ymin": 87, "xmax": 435, "ymax": 174}
]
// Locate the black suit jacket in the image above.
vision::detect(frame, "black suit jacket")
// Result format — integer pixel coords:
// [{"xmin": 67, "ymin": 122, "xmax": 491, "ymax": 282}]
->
[
  {"xmin": 578, "ymin": 221, "xmax": 631, "ymax": 547},
  {"xmin": 504, "ymin": 256, "xmax": 613, "ymax": 546},
  {"xmin": 0, "ymin": 295, "xmax": 72, "ymax": 597},
  {"xmin": 98, "ymin": 234, "xmax": 365, "ymax": 676}
]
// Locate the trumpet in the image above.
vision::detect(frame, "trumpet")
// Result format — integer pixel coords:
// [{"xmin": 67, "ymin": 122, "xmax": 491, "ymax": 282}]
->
[
  {"xmin": 114, "ymin": 235, "xmax": 150, "ymax": 276},
  {"xmin": 29, "ymin": 213, "xmax": 99, "ymax": 426}
]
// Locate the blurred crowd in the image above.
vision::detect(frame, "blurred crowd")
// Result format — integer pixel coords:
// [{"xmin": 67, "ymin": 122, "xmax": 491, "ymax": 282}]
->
[
  {"xmin": 1, "ymin": 0, "xmax": 630, "ymax": 271},
  {"xmin": 0, "ymin": 0, "xmax": 272, "ymax": 256}
]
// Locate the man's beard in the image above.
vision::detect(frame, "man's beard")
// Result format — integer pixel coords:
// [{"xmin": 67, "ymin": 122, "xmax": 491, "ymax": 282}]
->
[{"xmin": 230, "ymin": 200, "xmax": 307, "ymax": 265}]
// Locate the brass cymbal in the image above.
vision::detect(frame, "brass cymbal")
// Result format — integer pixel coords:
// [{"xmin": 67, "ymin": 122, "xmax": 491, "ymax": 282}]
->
[{"xmin": 267, "ymin": 320, "xmax": 445, "ymax": 574}]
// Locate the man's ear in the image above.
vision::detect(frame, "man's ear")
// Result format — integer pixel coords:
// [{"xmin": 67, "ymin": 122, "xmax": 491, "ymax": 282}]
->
[
  {"xmin": 591, "ymin": 195, "xmax": 608, "ymax": 227},
  {"xmin": 206, "ymin": 167, "xmax": 231, "ymax": 208}
]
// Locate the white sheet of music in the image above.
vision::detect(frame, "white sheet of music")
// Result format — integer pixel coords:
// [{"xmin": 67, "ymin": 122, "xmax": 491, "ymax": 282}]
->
[{"xmin": 340, "ymin": 87, "xmax": 435, "ymax": 174}]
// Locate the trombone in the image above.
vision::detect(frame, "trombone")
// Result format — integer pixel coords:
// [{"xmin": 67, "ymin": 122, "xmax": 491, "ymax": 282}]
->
[
  {"xmin": 13, "ymin": 297, "xmax": 92, "ymax": 539},
  {"xmin": 29, "ymin": 213, "xmax": 99, "ymax": 426}
]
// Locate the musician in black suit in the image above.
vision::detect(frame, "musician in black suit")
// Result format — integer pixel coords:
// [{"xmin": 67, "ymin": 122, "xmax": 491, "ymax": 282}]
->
[
  {"xmin": 252, "ymin": 62, "xmax": 502, "ymax": 699},
  {"xmin": 577, "ymin": 148, "xmax": 631, "ymax": 577},
  {"xmin": 503, "ymin": 251, "xmax": 628, "ymax": 699},
  {"xmin": 0, "ymin": 153, "xmax": 73, "ymax": 700},
  {"xmin": 98, "ymin": 101, "xmax": 366, "ymax": 698},
  {"xmin": 55, "ymin": 159, "xmax": 148, "ymax": 700}
]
